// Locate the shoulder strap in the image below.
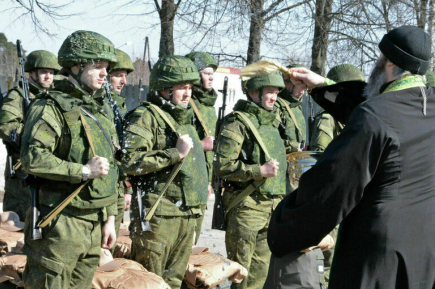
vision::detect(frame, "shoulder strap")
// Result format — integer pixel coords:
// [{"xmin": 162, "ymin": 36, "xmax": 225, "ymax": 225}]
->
[
  {"xmin": 148, "ymin": 103, "xmax": 178, "ymax": 133},
  {"xmin": 234, "ymin": 111, "xmax": 271, "ymax": 161},
  {"xmin": 277, "ymin": 98, "xmax": 303, "ymax": 140},
  {"xmin": 189, "ymin": 99, "xmax": 209, "ymax": 137},
  {"xmin": 80, "ymin": 107, "xmax": 114, "ymax": 154}
]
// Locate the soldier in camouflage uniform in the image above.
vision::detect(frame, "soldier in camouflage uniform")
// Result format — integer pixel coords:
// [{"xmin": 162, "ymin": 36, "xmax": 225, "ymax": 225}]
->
[
  {"xmin": 106, "ymin": 48, "xmax": 135, "ymax": 244},
  {"xmin": 185, "ymin": 51, "xmax": 218, "ymax": 244},
  {"xmin": 310, "ymin": 64, "xmax": 365, "ymax": 151},
  {"xmin": 213, "ymin": 71, "xmax": 287, "ymax": 289},
  {"xmin": 121, "ymin": 56, "xmax": 208, "ymax": 288},
  {"xmin": 20, "ymin": 30, "xmax": 119, "ymax": 288},
  {"xmin": 0, "ymin": 50, "xmax": 60, "ymax": 220},
  {"xmin": 108, "ymin": 48, "xmax": 135, "ymax": 117},
  {"xmin": 276, "ymin": 64, "xmax": 308, "ymax": 153},
  {"xmin": 309, "ymin": 63, "xmax": 365, "ymax": 286}
]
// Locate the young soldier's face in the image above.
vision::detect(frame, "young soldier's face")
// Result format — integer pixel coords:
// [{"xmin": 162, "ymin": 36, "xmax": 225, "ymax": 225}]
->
[
  {"xmin": 110, "ymin": 70, "xmax": 128, "ymax": 93},
  {"xmin": 32, "ymin": 69, "xmax": 55, "ymax": 86},
  {"xmin": 160, "ymin": 83, "xmax": 193, "ymax": 108},
  {"xmin": 81, "ymin": 61, "xmax": 109, "ymax": 91},
  {"xmin": 200, "ymin": 67, "xmax": 214, "ymax": 89},
  {"xmin": 262, "ymin": 86, "xmax": 279, "ymax": 110}
]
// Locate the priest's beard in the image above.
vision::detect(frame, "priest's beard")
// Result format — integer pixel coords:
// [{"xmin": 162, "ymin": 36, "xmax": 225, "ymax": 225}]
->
[{"xmin": 363, "ymin": 56, "xmax": 388, "ymax": 99}]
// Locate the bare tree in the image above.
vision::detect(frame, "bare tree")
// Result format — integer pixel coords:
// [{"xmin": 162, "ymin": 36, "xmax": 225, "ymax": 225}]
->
[
  {"xmin": 310, "ymin": 0, "xmax": 333, "ymax": 75},
  {"xmin": 7, "ymin": 0, "xmax": 77, "ymax": 37}
]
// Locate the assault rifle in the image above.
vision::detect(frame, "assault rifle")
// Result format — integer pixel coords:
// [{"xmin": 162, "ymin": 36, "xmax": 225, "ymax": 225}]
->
[
  {"xmin": 17, "ymin": 39, "xmax": 42, "ymax": 240},
  {"xmin": 103, "ymin": 78, "xmax": 124, "ymax": 158},
  {"xmin": 211, "ymin": 76, "xmax": 228, "ymax": 231}
]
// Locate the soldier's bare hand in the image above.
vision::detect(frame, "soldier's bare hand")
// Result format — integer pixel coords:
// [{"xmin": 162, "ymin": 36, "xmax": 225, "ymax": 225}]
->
[
  {"xmin": 317, "ymin": 234, "xmax": 335, "ymax": 251},
  {"xmin": 87, "ymin": 156, "xmax": 110, "ymax": 179},
  {"xmin": 201, "ymin": 136, "xmax": 215, "ymax": 152},
  {"xmin": 101, "ymin": 215, "xmax": 116, "ymax": 249},
  {"xmin": 176, "ymin": 134, "xmax": 193, "ymax": 159},
  {"xmin": 290, "ymin": 67, "xmax": 325, "ymax": 89},
  {"xmin": 261, "ymin": 160, "xmax": 279, "ymax": 178}
]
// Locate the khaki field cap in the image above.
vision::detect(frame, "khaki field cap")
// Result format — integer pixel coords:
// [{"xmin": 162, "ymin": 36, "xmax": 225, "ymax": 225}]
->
[{"xmin": 0, "ymin": 212, "xmax": 24, "ymax": 232}]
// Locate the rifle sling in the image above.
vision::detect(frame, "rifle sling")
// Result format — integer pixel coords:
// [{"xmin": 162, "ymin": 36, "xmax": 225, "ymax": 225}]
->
[
  {"xmin": 143, "ymin": 103, "xmax": 187, "ymax": 221},
  {"xmin": 81, "ymin": 107, "xmax": 114, "ymax": 154},
  {"xmin": 38, "ymin": 111, "xmax": 97, "ymax": 228},
  {"xmin": 224, "ymin": 111, "xmax": 270, "ymax": 217},
  {"xmin": 278, "ymin": 98, "xmax": 304, "ymax": 140},
  {"xmin": 189, "ymin": 99, "xmax": 209, "ymax": 137}
]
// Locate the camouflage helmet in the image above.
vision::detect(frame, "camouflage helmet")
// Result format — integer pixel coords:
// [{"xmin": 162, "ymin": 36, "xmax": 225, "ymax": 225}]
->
[
  {"xmin": 425, "ymin": 70, "xmax": 435, "ymax": 87},
  {"xmin": 242, "ymin": 72, "xmax": 285, "ymax": 93},
  {"xmin": 24, "ymin": 50, "xmax": 61, "ymax": 73},
  {"xmin": 185, "ymin": 51, "xmax": 218, "ymax": 72},
  {"xmin": 58, "ymin": 30, "xmax": 117, "ymax": 68},
  {"xmin": 327, "ymin": 64, "xmax": 365, "ymax": 83},
  {"xmin": 109, "ymin": 49, "xmax": 134, "ymax": 74},
  {"xmin": 150, "ymin": 56, "xmax": 200, "ymax": 91}
]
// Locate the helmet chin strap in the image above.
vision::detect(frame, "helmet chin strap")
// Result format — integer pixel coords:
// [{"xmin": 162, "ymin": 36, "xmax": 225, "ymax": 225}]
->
[{"xmin": 258, "ymin": 88, "xmax": 274, "ymax": 111}]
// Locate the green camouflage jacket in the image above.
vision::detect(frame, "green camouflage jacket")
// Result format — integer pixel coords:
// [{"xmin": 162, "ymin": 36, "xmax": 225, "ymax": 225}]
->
[
  {"xmin": 214, "ymin": 99, "xmax": 287, "ymax": 201},
  {"xmin": 276, "ymin": 89, "xmax": 306, "ymax": 153},
  {"xmin": 121, "ymin": 92, "xmax": 208, "ymax": 216},
  {"xmin": 310, "ymin": 110, "xmax": 344, "ymax": 151},
  {"xmin": 111, "ymin": 90, "xmax": 127, "ymax": 118},
  {"xmin": 191, "ymin": 85, "xmax": 218, "ymax": 184},
  {"xmin": 20, "ymin": 79, "xmax": 119, "ymax": 221},
  {"xmin": 0, "ymin": 83, "xmax": 42, "ymax": 178}
]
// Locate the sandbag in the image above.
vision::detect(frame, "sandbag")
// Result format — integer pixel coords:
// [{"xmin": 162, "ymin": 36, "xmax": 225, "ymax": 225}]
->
[
  {"xmin": 0, "ymin": 253, "xmax": 27, "ymax": 287},
  {"xmin": 0, "ymin": 228, "xmax": 24, "ymax": 256},
  {"xmin": 92, "ymin": 258, "xmax": 170, "ymax": 289},
  {"xmin": 112, "ymin": 227, "xmax": 131, "ymax": 259},
  {"xmin": 184, "ymin": 247, "xmax": 248, "ymax": 289}
]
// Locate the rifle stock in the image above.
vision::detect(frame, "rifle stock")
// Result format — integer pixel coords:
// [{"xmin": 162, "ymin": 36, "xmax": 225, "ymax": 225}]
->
[{"xmin": 211, "ymin": 76, "xmax": 228, "ymax": 231}]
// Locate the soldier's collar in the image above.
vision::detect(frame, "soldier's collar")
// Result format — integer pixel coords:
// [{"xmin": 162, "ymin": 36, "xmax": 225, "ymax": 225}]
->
[
  {"xmin": 192, "ymin": 85, "xmax": 218, "ymax": 106},
  {"xmin": 148, "ymin": 92, "xmax": 194, "ymax": 125},
  {"xmin": 234, "ymin": 99, "xmax": 277, "ymax": 125}
]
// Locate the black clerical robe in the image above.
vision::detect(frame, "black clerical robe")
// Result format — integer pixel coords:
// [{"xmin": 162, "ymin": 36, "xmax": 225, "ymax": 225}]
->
[{"xmin": 268, "ymin": 86, "xmax": 435, "ymax": 288}]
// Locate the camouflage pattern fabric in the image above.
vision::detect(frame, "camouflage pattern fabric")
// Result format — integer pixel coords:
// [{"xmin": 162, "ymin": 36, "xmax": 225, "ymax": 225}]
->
[
  {"xmin": 21, "ymin": 79, "xmax": 119, "ymax": 219},
  {"xmin": 20, "ymin": 79, "xmax": 119, "ymax": 288},
  {"xmin": 150, "ymin": 56, "xmax": 200, "ymax": 91},
  {"xmin": 426, "ymin": 70, "xmax": 435, "ymax": 87},
  {"xmin": 0, "ymin": 83, "xmax": 42, "ymax": 220},
  {"xmin": 276, "ymin": 89, "xmax": 307, "ymax": 153},
  {"xmin": 58, "ymin": 30, "xmax": 117, "ymax": 68},
  {"xmin": 109, "ymin": 49, "xmax": 134, "ymax": 74},
  {"xmin": 22, "ymin": 206, "xmax": 101, "ymax": 289},
  {"xmin": 185, "ymin": 51, "xmax": 218, "ymax": 71},
  {"xmin": 191, "ymin": 85, "xmax": 218, "ymax": 244},
  {"xmin": 326, "ymin": 64, "xmax": 365, "ymax": 83},
  {"xmin": 112, "ymin": 91, "xmax": 127, "ymax": 118},
  {"xmin": 122, "ymin": 92, "xmax": 208, "ymax": 287},
  {"xmin": 242, "ymin": 72, "xmax": 285, "ymax": 93},
  {"xmin": 214, "ymin": 99, "xmax": 286, "ymax": 288},
  {"xmin": 24, "ymin": 50, "xmax": 60, "ymax": 73},
  {"xmin": 130, "ymin": 214, "xmax": 196, "ymax": 289},
  {"xmin": 310, "ymin": 111, "xmax": 344, "ymax": 152}
]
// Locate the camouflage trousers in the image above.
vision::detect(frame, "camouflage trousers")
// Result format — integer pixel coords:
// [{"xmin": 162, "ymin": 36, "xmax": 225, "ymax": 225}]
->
[
  {"xmin": 194, "ymin": 204, "xmax": 207, "ymax": 244},
  {"xmin": 3, "ymin": 174, "xmax": 31, "ymax": 221},
  {"xmin": 22, "ymin": 206, "xmax": 102, "ymax": 289},
  {"xmin": 130, "ymin": 214, "xmax": 196, "ymax": 289},
  {"xmin": 225, "ymin": 203, "xmax": 273, "ymax": 289}
]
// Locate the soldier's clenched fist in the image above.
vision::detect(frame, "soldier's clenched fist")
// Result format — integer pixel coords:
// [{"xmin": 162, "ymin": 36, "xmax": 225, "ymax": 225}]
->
[
  {"xmin": 261, "ymin": 159, "xmax": 279, "ymax": 178},
  {"xmin": 176, "ymin": 134, "xmax": 194, "ymax": 159},
  {"xmin": 86, "ymin": 155, "xmax": 110, "ymax": 179}
]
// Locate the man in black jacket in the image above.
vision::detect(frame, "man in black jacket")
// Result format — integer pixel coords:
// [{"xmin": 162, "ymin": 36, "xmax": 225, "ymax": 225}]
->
[{"xmin": 268, "ymin": 25, "xmax": 435, "ymax": 288}]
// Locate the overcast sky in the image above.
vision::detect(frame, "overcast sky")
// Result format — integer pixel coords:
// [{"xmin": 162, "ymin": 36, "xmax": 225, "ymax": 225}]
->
[{"xmin": 1, "ymin": 0, "xmax": 163, "ymax": 61}]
